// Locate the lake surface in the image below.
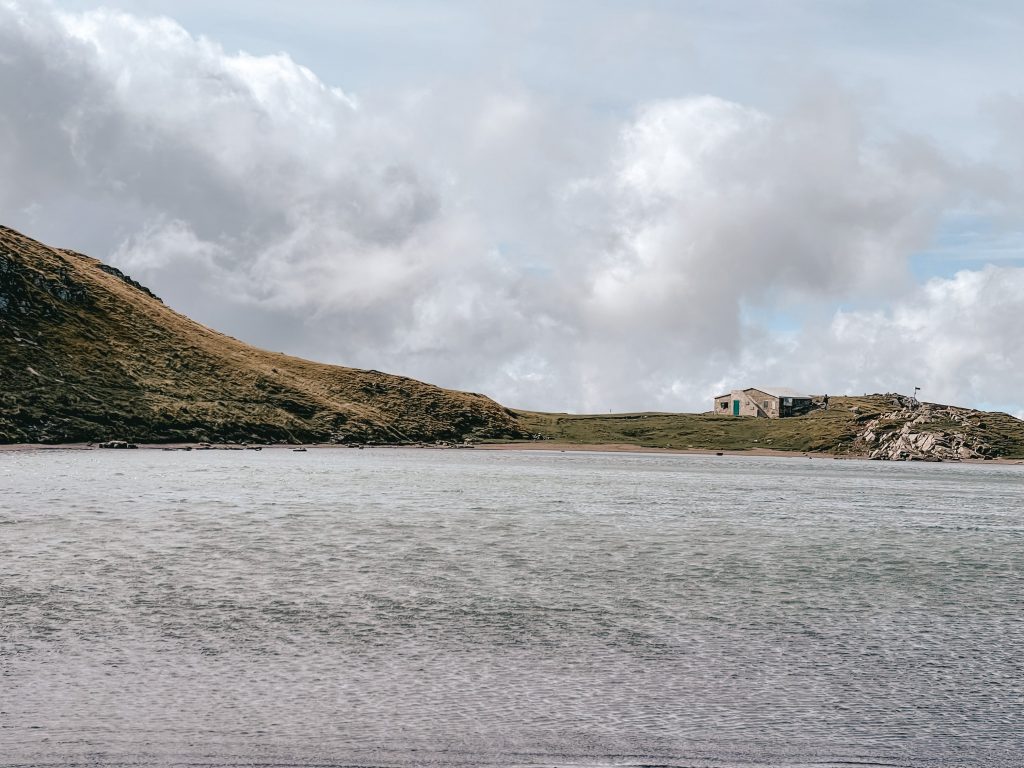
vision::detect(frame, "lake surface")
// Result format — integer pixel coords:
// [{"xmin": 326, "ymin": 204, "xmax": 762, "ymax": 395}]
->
[{"xmin": 1, "ymin": 448, "xmax": 1022, "ymax": 768}]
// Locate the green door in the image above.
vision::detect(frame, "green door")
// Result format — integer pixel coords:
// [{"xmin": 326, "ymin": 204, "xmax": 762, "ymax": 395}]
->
[{"xmin": 733, "ymin": 399, "xmax": 740, "ymax": 416}]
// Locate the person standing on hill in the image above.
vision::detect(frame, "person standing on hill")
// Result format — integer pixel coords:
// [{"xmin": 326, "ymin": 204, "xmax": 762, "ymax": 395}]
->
[{"xmin": 823, "ymin": 394, "xmax": 830, "ymax": 410}]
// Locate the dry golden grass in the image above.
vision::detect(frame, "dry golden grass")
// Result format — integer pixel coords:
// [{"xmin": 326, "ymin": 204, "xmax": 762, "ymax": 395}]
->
[{"xmin": 0, "ymin": 225, "xmax": 524, "ymax": 444}]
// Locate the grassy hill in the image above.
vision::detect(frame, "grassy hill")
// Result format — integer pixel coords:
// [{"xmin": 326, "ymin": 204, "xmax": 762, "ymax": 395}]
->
[
  {"xmin": 3, "ymin": 224, "xmax": 1021, "ymax": 458},
  {"xmin": 513, "ymin": 394, "xmax": 1024, "ymax": 460},
  {"xmin": 0, "ymin": 225, "xmax": 525, "ymax": 445}
]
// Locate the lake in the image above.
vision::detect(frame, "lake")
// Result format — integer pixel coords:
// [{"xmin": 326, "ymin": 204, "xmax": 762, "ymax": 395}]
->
[{"xmin": 2, "ymin": 448, "xmax": 1022, "ymax": 767}]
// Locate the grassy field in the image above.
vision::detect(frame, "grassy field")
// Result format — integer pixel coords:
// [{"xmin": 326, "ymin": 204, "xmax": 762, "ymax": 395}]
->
[{"xmin": 509, "ymin": 396, "xmax": 1024, "ymax": 458}]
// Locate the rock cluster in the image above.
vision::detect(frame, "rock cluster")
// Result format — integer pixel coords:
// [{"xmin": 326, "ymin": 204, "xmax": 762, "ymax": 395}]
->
[
  {"xmin": 1, "ymin": 250, "xmax": 87, "ymax": 317},
  {"xmin": 858, "ymin": 401, "xmax": 995, "ymax": 461},
  {"xmin": 95, "ymin": 262, "xmax": 162, "ymax": 303}
]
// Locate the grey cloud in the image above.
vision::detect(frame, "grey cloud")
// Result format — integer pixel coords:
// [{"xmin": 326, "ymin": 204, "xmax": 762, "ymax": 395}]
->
[
  {"xmin": 530, "ymin": 92, "xmax": 971, "ymax": 408},
  {"xmin": 730, "ymin": 266, "xmax": 1024, "ymax": 418},
  {"xmin": 1, "ymin": 2, "xmax": 1022, "ymax": 416},
  {"xmin": 0, "ymin": 4, "xmax": 445, "ymax": 306}
]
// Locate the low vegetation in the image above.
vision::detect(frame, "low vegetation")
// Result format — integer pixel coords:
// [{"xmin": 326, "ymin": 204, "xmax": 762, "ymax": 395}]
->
[
  {"xmin": 0, "ymin": 225, "xmax": 525, "ymax": 445},
  {"xmin": 512, "ymin": 394, "xmax": 1024, "ymax": 460}
]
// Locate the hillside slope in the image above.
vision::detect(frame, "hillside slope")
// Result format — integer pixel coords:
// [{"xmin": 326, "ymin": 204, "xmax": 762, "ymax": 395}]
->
[
  {"xmin": 515, "ymin": 394, "xmax": 1024, "ymax": 460},
  {"xmin": 0, "ymin": 225, "xmax": 525, "ymax": 444}
]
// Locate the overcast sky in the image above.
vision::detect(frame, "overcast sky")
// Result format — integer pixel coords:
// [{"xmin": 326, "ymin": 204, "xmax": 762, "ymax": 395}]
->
[{"xmin": 2, "ymin": 1, "xmax": 1023, "ymax": 416}]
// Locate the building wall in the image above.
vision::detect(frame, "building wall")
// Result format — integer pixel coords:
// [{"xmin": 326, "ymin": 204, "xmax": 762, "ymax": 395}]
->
[
  {"xmin": 744, "ymin": 389, "xmax": 780, "ymax": 418},
  {"xmin": 714, "ymin": 389, "xmax": 816, "ymax": 418},
  {"xmin": 734, "ymin": 390, "xmax": 763, "ymax": 417},
  {"xmin": 714, "ymin": 390, "xmax": 778, "ymax": 417}
]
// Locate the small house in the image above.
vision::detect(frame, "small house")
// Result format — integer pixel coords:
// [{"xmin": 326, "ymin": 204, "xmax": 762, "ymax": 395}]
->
[{"xmin": 713, "ymin": 387, "xmax": 814, "ymax": 418}]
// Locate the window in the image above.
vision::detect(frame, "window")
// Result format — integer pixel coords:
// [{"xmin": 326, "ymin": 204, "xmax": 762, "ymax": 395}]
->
[{"xmin": 720, "ymin": 401, "xmax": 728, "ymax": 409}]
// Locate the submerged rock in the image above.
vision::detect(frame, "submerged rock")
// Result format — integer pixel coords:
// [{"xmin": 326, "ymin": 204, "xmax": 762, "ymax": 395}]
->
[{"xmin": 98, "ymin": 440, "xmax": 137, "ymax": 449}]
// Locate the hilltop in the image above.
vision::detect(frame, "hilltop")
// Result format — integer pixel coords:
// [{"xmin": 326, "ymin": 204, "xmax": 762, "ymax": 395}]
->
[
  {"xmin": 513, "ymin": 393, "xmax": 1024, "ymax": 461},
  {"xmin": 0, "ymin": 225, "xmax": 525, "ymax": 445},
  {"xmin": 2, "ymin": 224, "xmax": 1022, "ymax": 459}
]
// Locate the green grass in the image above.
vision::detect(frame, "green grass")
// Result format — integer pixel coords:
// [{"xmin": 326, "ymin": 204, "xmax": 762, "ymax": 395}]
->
[{"xmin": 506, "ymin": 395, "xmax": 1024, "ymax": 458}]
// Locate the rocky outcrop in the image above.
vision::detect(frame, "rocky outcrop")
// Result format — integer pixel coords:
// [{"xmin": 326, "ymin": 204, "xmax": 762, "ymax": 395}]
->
[
  {"xmin": 857, "ymin": 399, "xmax": 998, "ymax": 461},
  {"xmin": 93, "ymin": 261, "xmax": 162, "ymax": 303},
  {"xmin": 1, "ymin": 249, "xmax": 88, "ymax": 317}
]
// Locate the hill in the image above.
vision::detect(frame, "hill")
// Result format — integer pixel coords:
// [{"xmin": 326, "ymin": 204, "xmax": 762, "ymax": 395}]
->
[
  {"xmin": 513, "ymin": 393, "xmax": 1024, "ymax": 461},
  {"xmin": 3, "ymin": 224, "xmax": 1021, "ymax": 459},
  {"xmin": 0, "ymin": 225, "xmax": 525, "ymax": 445}
]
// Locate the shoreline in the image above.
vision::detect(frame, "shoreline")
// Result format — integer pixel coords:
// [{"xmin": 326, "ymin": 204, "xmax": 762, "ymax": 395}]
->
[
  {"xmin": 476, "ymin": 441, "xmax": 830, "ymax": 458},
  {"xmin": 480, "ymin": 442, "xmax": 1024, "ymax": 464},
  {"xmin": 1, "ymin": 440, "xmax": 1022, "ymax": 464}
]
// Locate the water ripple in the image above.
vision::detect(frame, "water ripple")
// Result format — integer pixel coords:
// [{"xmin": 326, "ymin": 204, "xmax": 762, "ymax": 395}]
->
[{"xmin": 1, "ymin": 449, "xmax": 1022, "ymax": 767}]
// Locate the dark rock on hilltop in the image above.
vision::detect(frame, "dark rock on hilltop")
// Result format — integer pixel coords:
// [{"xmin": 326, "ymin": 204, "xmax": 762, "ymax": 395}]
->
[
  {"xmin": 0, "ymin": 225, "xmax": 527, "ymax": 445},
  {"xmin": 94, "ymin": 263, "xmax": 162, "ymax": 303}
]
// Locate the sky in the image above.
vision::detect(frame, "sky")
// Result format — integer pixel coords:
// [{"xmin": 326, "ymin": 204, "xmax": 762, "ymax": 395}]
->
[{"xmin": 2, "ymin": 0, "xmax": 1024, "ymax": 416}]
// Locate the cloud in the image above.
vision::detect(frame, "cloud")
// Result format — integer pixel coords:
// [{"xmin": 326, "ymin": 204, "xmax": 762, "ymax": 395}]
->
[
  {"xmin": 0, "ymin": 1, "xmax": 1021, "ymax": 416},
  {"xmin": 539, "ymin": 92, "xmax": 972, "ymax": 409},
  {"xmin": 722, "ymin": 266, "xmax": 1024, "ymax": 418},
  {"xmin": 0, "ymin": 3, "xmax": 462, "ymax": 338},
  {"xmin": 112, "ymin": 218, "xmax": 224, "ymax": 272},
  {"xmin": 825, "ymin": 266, "xmax": 1024, "ymax": 414}
]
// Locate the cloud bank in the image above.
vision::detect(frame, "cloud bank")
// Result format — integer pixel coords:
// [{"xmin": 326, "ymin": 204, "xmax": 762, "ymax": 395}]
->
[{"xmin": 1, "ymin": 2, "xmax": 1022, "ymax": 415}]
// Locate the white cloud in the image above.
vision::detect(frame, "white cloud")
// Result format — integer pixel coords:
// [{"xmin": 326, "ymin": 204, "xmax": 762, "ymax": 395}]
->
[
  {"xmin": 707, "ymin": 265, "xmax": 1024, "ymax": 418},
  {"xmin": 1, "ymin": 1, "xmax": 1022, "ymax": 417},
  {"xmin": 824, "ymin": 267, "xmax": 1024, "ymax": 409},
  {"xmin": 540, "ymin": 93, "xmax": 974, "ymax": 410},
  {"xmin": 112, "ymin": 218, "xmax": 224, "ymax": 272}
]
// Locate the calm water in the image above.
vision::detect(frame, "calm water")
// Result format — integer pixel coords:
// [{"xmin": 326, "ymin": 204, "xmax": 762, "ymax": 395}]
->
[{"xmin": 1, "ymin": 448, "xmax": 1023, "ymax": 768}]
